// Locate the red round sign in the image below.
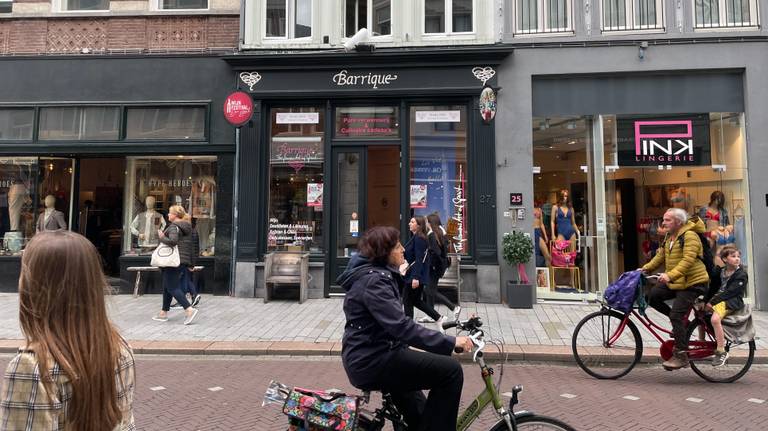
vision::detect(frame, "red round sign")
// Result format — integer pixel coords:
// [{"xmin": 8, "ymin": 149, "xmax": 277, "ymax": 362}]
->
[{"xmin": 223, "ymin": 91, "xmax": 253, "ymax": 126}]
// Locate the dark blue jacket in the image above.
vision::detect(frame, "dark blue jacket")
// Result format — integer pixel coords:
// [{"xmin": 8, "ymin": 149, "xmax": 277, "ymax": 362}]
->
[
  {"xmin": 338, "ymin": 255, "xmax": 456, "ymax": 390},
  {"xmin": 404, "ymin": 235, "xmax": 430, "ymax": 287}
]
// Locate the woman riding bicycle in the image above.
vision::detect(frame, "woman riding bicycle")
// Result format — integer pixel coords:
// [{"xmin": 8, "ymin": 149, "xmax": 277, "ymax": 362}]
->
[{"xmin": 338, "ymin": 226, "xmax": 473, "ymax": 431}]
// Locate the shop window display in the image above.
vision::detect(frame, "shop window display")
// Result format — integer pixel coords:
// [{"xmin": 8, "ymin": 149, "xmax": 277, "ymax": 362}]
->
[
  {"xmin": 123, "ymin": 156, "xmax": 217, "ymax": 256},
  {"xmin": 409, "ymin": 105, "xmax": 469, "ymax": 254},
  {"xmin": 267, "ymin": 107, "xmax": 324, "ymax": 253}
]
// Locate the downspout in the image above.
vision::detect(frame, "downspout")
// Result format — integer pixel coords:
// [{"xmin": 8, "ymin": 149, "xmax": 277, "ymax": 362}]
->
[{"xmin": 238, "ymin": 0, "xmax": 247, "ymax": 51}]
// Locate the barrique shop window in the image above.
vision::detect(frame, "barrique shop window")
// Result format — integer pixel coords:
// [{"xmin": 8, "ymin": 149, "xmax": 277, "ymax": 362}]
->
[
  {"xmin": 125, "ymin": 107, "xmax": 206, "ymax": 140},
  {"xmin": 267, "ymin": 107, "xmax": 325, "ymax": 253},
  {"xmin": 334, "ymin": 106, "xmax": 399, "ymax": 139},
  {"xmin": 409, "ymin": 105, "xmax": 470, "ymax": 254},
  {"xmin": 0, "ymin": 157, "xmax": 74, "ymax": 256},
  {"xmin": 122, "ymin": 156, "xmax": 217, "ymax": 257},
  {"xmin": 0, "ymin": 109, "xmax": 34, "ymax": 141}
]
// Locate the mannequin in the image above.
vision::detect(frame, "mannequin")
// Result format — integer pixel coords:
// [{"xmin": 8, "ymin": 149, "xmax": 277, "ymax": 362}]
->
[
  {"xmin": 698, "ymin": 190, "xmax": 729, "ymax": 230},
  {"xmin": 550, "ymin": 189, "xmax": 579, "ymax": 250},
  {"xmin": 7, "ymin": 179, "xmax": 29, "ymax": 231},
  {"xmin": 36, "ymin": 195, "xmax": 67, "ymax": 233},
  {"xmin": 533, "ymin": 207, "xmax": 550, "ymax": 267},
  {"xmin": 130, "ymin": 196, "xmax": 166, "ymax": 250}
]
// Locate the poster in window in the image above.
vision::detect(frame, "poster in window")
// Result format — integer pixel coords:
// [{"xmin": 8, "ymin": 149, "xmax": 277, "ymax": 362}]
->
[
  {"xmin": 410, "ymin": 184, "xmax": 427, "ymax": 208},
  {"xmin": 307, "ymin": 183, "xmax": 323, "ymax": 207}
]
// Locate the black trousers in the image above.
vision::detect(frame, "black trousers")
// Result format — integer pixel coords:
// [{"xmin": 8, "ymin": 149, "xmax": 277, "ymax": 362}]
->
[
  {"xmin": 369, "ymin": 348, "xmax": 463, "ymax": 431},
  {"xmin": 425, "ymin": 273, "xmax": 456, "ymax": 312},
  {"xmin": 647, "ymin": 284, "xmax": 706, "ymax": 351},
  {"xmin": 402, "ymin": 284, "xmax": 441, "ymax": 321}
]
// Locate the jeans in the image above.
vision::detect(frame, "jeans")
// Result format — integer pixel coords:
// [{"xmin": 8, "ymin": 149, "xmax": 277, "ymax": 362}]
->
[
  {"xmin": 648, "ymin": 284, "xmax": 707, "ymax": 351},
  {"xmin": 402, "ymin": 284, "xmax": 441, "ymax": 321},
  {"xmin": 162, "ymin": 267, "xmax": 191, "ymax": 311},
  {"xmin": 180, "ymin": 266, "xmax": 198, "ymax": 297},
  {"xmin": 425, "ymin": 273, "xmax": 456, "ymax": 312},
  {"xmin": 367, "ymin": 348, "xmax": 463, "ymax": 431}
]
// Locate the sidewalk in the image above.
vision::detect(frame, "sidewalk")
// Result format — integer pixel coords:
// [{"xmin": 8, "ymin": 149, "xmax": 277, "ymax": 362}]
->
[{"xmin": 1, "ymin": 293, "xmax": 766, "ymax": 362}]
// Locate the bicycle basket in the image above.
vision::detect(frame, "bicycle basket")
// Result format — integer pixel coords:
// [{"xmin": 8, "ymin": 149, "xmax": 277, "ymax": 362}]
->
[{"xmin": 283, "ymin": 387, "xmax": 359, "ymax": 431}]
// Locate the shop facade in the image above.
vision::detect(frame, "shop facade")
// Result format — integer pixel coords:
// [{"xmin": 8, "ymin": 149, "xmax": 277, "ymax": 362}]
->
[
  {"xmin": 0, "ymin": 56, "xmax": 235, "ymax": 294},
  {"xmin": 496, "ymin": 42, "xmax": 768, "ymax": 310},
  {"xmin": 228, "ymin": 47, "xmax": 510, "ymax": 301}
]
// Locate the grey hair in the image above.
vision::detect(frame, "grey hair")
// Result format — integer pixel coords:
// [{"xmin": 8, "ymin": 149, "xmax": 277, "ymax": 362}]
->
[{"xmin": 665, "ymin": 208, "xmax": 688, "ymax": 225}]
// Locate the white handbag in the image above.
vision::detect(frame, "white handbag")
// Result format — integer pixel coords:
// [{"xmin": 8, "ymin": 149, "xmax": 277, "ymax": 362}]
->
[{"xmin": 151, "ymin": 243, "xmax": 180, "ymax": 268}]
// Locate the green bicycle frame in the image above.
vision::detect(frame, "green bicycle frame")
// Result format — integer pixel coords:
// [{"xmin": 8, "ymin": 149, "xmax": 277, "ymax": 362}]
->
[{"xmin": 455, "ymin": 354, "xmax": 508, "ymax": 431}]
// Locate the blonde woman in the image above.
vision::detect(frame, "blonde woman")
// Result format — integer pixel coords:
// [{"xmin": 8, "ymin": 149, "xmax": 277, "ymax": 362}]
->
[
  {"xmin": 153, "ymin": 205, "xmax": 199, "ymax": 325},
  {"xmin": 0, "ymin": 231, "xmax": 135, "ymax": 430}
]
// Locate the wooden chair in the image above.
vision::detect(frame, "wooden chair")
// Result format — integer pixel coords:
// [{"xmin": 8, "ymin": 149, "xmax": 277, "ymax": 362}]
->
[{"xmin": 264, "ymin": 251, "xmax": 310, "ymax": 304}]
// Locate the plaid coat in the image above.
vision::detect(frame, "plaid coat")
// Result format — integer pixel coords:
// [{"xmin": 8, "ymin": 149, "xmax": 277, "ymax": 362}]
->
[{"xmin": 0, "ymin": 344, "xmax": 135, "ymax": 430}]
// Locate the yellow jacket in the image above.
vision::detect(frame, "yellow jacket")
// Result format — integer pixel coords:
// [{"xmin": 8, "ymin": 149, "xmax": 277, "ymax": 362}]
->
[{"xmin": 642, "ymin": 217, "xmax": 710, "ymax": 290}]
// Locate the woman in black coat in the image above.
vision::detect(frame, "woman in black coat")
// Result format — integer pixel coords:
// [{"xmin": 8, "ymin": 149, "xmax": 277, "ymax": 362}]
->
[
  {"xmin": 338, "ymin": 226, "xmax": 473, "ymax": 431},
  {"xmin": 403, "ymin": 216, "xmax": 442, "ymax": 324}
]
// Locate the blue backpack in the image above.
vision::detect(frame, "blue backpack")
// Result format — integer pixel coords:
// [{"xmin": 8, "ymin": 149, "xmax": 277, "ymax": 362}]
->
[{"xmin": 604, "ymin": 271, "xmax": 643, "ymax": 313}]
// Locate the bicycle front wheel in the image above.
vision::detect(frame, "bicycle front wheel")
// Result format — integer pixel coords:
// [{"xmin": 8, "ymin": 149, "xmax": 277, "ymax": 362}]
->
[
  {"xmin": 572, "ymin": 309, "xmax": 643, "ymax": 379},
  {"xmin": 489, "ymin": 414, "xmax": 576, "ymax": 431},
  {"xmin": 686, "ymin": 321, "xmax": 756, "ymax": 383}
]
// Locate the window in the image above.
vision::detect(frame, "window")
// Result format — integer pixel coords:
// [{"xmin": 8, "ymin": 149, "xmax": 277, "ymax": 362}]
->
[
  {"xmin": 38, "ymin": 107, "xmax": 120, "ymax": 141},
  {"xmin": 267, "ymin": 107, "xmax": 325, "ymax": 252},
  {"xmin": 0, "ymin": 1, "xmax": 12, "ymax": 14},
  {"xmin": 335, "ymin": 106, "xmax": 399, "ymax": 139},
  {"xmin": 266, "ymin": 0, "xmax": 312, "ymax": 39},
  {"xmin": 425, "ymin": 0, "xmax": 473, "ymax": 34},
  {"xmin": 602, "ymin": 0, "xmax": 664, "ymax": 31},
  {"xmin": 516, "ymin": 0, "xmax": 572, "ymax": 34},
  {"xmin": 159, "ymin": 0, "xmax": 208, "ymax": 9},
  {"xmin": 345, "ymin": 0, "xmax": 391, "ymax": 37},
  {"xmin": 409, "ymin": 106, "xmax": 470, "ymax": 254},
  {"xmin": 694, "ymin": 0, "xmax": 758, "ymax": 28},
  {"xmin": 0, "ymin": 109, "xmax": 34, "ymax": 141},
  {"xmin": 126, "ymin": 107, "xmax": 206, "ymax": 140},
  {"xmin": 63, "ymin": 0, "xmax": 109, "ymax": 10},
  {"xmin": 123, "ymin": 156, "xmax": 218, "ymax": 256}
]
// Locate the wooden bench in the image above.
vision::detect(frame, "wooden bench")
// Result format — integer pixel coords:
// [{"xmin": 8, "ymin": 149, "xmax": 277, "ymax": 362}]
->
[
  {"xmin": 264, "ymin": 251, "xmax": 310, "ymax": 304},
  {"xmin": 437, "ymin": 253, "xmax": 462, "ymax": 303},
  {"xmin": 127, "ymin": 265, "xmax": 204, "ymax": 298}
]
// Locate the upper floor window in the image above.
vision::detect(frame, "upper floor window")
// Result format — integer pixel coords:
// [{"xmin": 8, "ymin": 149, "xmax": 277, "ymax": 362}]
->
[
  {"xmin": 425, "ymin": 0, "xmax": 474, "ymax": 34},
  {"xmin": 0, "ymin": 1, "xmax": 12, "ymax": 14},
  {"xmin": 266, "ymin": 0, "xmax": 312, "ymax": 39},
  {"xmin": 0, "ymin": 109, "xmax": 34, "ymax": 141},
  {"xmin": 345, "ymin": 0, "xmax": 391, "ymax": 37},
  {"xmin": 39, "ymin": 107, "xmax": 120, "ymax": 141},
  {"xmin": 694, "ymin": 0, "xmax": 759, "ymax": 28},
  {"xmin": 159, "ymin": 0, "xmax": 209, "ymax": 9},
  {"xmin": 515, "ymin": 0, "xmax": 571, "ymax": 34},
  {"xmin": 63, "ymin": 0, "xmax": 109, "ymax": 11},
  {"xmin": 602, "ymin": 0, "xmax": 664, "ymax": 31}
]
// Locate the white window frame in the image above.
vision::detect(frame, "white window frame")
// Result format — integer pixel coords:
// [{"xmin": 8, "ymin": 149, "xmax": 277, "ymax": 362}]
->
[
  {"xmin": 693, "ymin": 0, "xmax": 760, "ymax": 28},
  {"xmin": 423, "ymin": 0, "xmax": 476, "ymax": 36},
  {"xmin": 262, "ymin": 0, "xmax": 313, "ymax": 41},
  {"xmin": 0, "ymin": 0, "xmax": 12, "ymax": 14},
  {"xmin": 513, "ymin": 0, "xmax": 574, "ymax": 35},
  {"xmin": 600, "ymin": 0, "xmax": 664, "ymax": 32},
  {"xmin": 52, "ymin": 0, "xmax": 110, "ymax": 12},
  {"xmin": 344, "ymin": 0, "xmax": 394, "ymax": 38},
  {"xmin": 151, "ymin": 0, "xmax": 211, "ymax": 12}
]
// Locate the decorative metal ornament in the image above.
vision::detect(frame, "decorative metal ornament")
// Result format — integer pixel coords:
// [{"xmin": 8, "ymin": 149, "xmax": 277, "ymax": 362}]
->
[
  {"xmin": 479, "ymin": 86, "xmax": 497, "ymax": 124},
  {"xmin": 472, "ymin": 67, "xmax": 496, "ymax": 86},
  {"xmin": 239, "ymin": 72, "xmax": 262, "ymax": 91}
]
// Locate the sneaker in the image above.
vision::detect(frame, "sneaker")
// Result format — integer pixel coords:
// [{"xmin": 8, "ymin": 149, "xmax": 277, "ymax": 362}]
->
[
  {"xmin": 452, "ymin": 305, "xmax": 462, "ymax": 322},
  {"xmin": 417, "ymin": 316, "xmax": 435, "ymax": 323},
  {"xmin": 152, "ymin": 314, "xmax": 168, "ymax": 322},
  {"xmin": 437, "ymin": 316, "xmax": 447, "ymax": 334},
  {"xmin": 183, "ymin": 308, "xmax": 199, "ymax": 325},
  {"xmin": 169, "ymin": 301, "xmax": 182, "ymax": 309},
  {"xmin": 191, "ymin": 294, "xmax": 202, "ymax": 308},
  {"xmin": 711, "ymin": 350, "xmax": 729, "ymax": 367}
]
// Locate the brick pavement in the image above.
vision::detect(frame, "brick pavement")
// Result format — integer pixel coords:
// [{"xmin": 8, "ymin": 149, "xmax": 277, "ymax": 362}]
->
[
  {"xmin": 0, "ymin": 293, "xmax": 766, "ymax": 361},
  {"xmin": 0, "ymin": 355, "xmax": 764, "ymax": 430}
]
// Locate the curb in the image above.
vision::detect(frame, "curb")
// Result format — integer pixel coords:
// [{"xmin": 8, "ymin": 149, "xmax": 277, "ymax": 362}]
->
[{"xmin": 2, "ymin": 339, "xmax": 765, "ymax": 364}]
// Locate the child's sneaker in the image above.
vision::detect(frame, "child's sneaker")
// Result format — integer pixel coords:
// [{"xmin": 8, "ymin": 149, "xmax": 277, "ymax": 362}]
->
[{"xmin": 711, "ymin": 350, "xmax": 729, "ymax": 367}]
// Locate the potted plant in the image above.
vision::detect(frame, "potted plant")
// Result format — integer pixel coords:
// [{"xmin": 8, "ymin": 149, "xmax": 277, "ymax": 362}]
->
[{"xmin": 501, "ymin": 230, "xmax": 535, "ymax": 308}]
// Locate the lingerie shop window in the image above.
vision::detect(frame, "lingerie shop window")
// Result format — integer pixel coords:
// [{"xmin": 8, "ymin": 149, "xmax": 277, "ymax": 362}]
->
[
  {"xmin": 123, "ymin": 156, "xmax": 217, "ymax": 257},
  {"xmin": 267, "ymin": 107, "xmax": 325, "ymax": 253},
  {"xmin": 409, "ymin": 105, "xmax": 469, "ymax": 255},
  {"xmin": 0, "ymin": 157, "xmax": 74, "ymax": 255}
]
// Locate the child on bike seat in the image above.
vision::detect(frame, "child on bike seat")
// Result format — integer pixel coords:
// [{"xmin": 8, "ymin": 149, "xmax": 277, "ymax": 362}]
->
[{"xmin": 706, "ymin": 245, "xmax": 747, "ymax": 367}]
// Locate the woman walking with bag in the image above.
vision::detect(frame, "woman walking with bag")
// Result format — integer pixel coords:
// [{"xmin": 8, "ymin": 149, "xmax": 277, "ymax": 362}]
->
[
  {"xmin": 425, "ymin": 213, "xmax": 460, "ymax": 322},
  {"xmin": 152, "ymin": 205, "xmax": 199, "ymax": 325},
  {"xmin": 0, "ymin": 231, "xmax": 136, "ymax": 430},
  {"xmin": 403, "ymin": 216, "xmax": 446, "ymax": 329}
]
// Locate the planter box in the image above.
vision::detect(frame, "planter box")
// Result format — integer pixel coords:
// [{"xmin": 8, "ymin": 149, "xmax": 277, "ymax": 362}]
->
[{"xmin": 504, "ymin": 281, "xmax": 534, "ymax": 309}]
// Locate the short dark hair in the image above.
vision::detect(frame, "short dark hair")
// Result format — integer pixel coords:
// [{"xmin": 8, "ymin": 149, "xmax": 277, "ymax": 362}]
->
[
  {"xmin": 719, "ymin": 244, "xmax": 740, "ymax": 261},
  {"xmin": 358, "ymin": 226, "xmax": 400, "ymax": 267}
]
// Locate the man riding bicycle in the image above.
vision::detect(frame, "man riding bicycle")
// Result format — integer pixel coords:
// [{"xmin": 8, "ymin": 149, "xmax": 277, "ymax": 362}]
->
[{"xmin": 640, "ymin": 208, "xmax": 710, "ymax": 370}]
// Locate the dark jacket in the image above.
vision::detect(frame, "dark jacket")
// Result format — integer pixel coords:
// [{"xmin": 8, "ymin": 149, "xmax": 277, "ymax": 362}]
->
[
  {"xmin": 159, "ymin": 220, "xmax": 195, "ymax": 266},
  {"xmin": 338, "ymin": 255, "xmax": 456, "ymax": 390},
  {"xmin": 404, "ymin": 235, "xmax": 430, "ymax": 287},
  {"xmin": 708, "ymin": 266, "xmax": 747, "ymax": 312}
]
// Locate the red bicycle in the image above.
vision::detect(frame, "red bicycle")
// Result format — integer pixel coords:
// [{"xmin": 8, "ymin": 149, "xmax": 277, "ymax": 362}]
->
[{"xmin": 572, "ymin": 275, "xmax": 755, "ymax": 383}]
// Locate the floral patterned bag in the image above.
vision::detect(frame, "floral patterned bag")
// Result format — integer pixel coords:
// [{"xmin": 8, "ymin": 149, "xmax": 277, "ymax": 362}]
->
[{"xmin": 282, "ymin": 387, "xmax": 358, "ymax": 431}]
